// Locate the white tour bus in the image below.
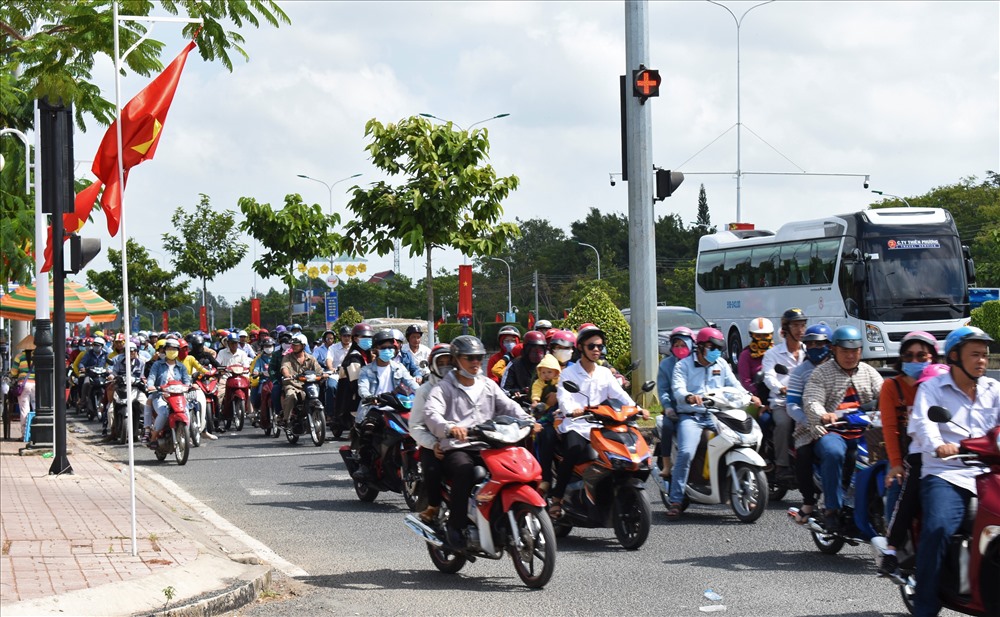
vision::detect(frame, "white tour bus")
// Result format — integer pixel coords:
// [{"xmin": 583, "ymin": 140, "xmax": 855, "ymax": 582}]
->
[{"xmin": 695, "ymin": 207, "xmax": 975, "ymax": 363}]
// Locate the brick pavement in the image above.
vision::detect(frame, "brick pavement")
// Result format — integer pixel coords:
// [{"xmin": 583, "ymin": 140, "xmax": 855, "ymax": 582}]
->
[{"xmin": 0, "ymin": 436, "xmax": 199, "ymax": 605}]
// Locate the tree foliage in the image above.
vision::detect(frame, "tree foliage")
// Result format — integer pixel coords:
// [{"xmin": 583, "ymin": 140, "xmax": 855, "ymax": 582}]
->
[
  {"xmin": 162, "ymin": 194, "xmax": 247, "ymax": 306},
  {"xmin": 334, "ymin": 306, "xmax": 364, "ymax": 332},
  {"xmin": 85, "ymin": 237, "xmax": 193, "ymax": 310},
  {"xmin": 563, "ymin": 285, "xmax": 631, "ymax": 365}
]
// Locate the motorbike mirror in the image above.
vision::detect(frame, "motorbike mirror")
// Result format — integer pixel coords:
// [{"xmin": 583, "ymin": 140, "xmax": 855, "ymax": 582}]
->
[
  {"xmin": 641, "ymin": 380, "xmax": 656, "ymax": 393},
  {"xmin": 774, "ymin": 364, "xmax": 788, "ymax": 375},
  {"xmin": 927, "ymin": 405, "xmax": 951, "ymax": 423},
  {"xmin": 562, "ymin": 381, "xmax": 580, "ymax": 394},
  {"xmin": 628, "ymin": 360, "xmax": 640, "ymax": 371}
]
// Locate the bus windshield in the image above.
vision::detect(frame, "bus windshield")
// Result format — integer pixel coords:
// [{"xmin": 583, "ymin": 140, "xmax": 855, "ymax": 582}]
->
[{"xmin": 861, "ymin": 235, "xmax": 967, "ymax": 321}]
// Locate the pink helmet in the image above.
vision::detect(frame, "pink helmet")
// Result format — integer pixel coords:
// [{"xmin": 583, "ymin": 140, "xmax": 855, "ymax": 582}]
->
[
  {"xmin": 695, "ymin": 327, "xmax": 725, "ymax": 349},
  {"xmin": 917, "ymin": 363, "xmax": 950, "ymax": 384},
  {"xmin": 900, "ymin": 330, "xmax": 938, "ymax": 355},
  {"xmin": 549, "ymin": 329, "xmax": 576, "ymax": 349}
]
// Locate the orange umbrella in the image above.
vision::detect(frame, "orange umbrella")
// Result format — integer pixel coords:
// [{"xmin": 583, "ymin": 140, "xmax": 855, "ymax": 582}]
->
[{"xmin": 0, "ymin": 280, "xmax": 118, "ymax": 323}]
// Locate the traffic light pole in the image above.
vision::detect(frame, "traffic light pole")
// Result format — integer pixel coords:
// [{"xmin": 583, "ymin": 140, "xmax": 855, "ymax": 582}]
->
[{"xmin": 624, "ymin": 1, "xmax": 658, "ymax": 394}]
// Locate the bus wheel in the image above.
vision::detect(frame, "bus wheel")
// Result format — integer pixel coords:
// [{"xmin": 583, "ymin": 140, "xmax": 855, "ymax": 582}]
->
[{"xmin": 728, "ymin": 328, "xmax": 743, "ymax": 366}]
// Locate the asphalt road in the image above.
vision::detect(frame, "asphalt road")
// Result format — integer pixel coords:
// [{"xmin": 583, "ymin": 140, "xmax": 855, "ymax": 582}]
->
[{"xmin": 78, "ymin": 417, "xmax": 935, "ymax": 617}]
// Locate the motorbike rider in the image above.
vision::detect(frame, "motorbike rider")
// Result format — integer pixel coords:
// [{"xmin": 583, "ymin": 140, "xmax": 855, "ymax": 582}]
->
[
  {"xmin": 803, "ymin": 325, "xmax": 883, "ymax": 532},
  {"xmin": 144, "ymin": 338, "xmax": 191, "ymax": 446},
  {"xmin": 762, "ymin": 308, "xmax": 808, "ymax": 484},
  {"xmin": 249, "ymin": 336, "xmax": 275, "ymax": 427},
  {"xmin": 534, "ymin": 320, "xmax": 553, "ymax": 338},
  {"xmin": 268, "ymin": 331, "xmax": 293, "ymax": 422},
  {"xmin": 738, "ymin": 317, "xmax": 773, "ymax": 398},
  {"xmin": 334, "ymin": 323, "xmax": 374, "ymax": 426},
  {"xmin": 785, "ymin": 323, "xmax": 833, "ymax": 524},
  {"xmin": 74, "ymin": 336, "xmax": 110, "ymax": 415},
  {"xmin": 403, "ymin": 325, "xmax": 431, "ymax": 380},
  {"xmin": 236, "ymin": 330, "xmax": 254, "ymax": 357},
  {"xmin": 422, "ymin": 335, "xmax": 537, "ymax": 549},
  {"xmin": 313, "ymin": 329, "xmax": 340, "ymax": 416},
  {"xmin": 409, "ymin": 344, "xmax": 453, "ymax": 524},
  {"xmin": 906, "ymin": 326, "xmax": 999, "ymax": 617},
  {"xmin": 352, "ymin": 329, "xmax": 420, "ymax": 482},
  {"xmin": 107, "ymin": 333, "xmax": 127, "ymax": 361},
  {"xmin": 105, "ymin": 341, "xmax": 146, "ymax": 440},
  {"xmin": 216, "ymin": 331, "xmax": 252, "ymax": 407},
  {"xmin": 500, "ymin": 330, "xmax": 553, "ymax": 491},
  {"xmin": 656, "ymin": 326, "xmax": 694, "ymax": 481},
  {"xmin": 547, "ymin": 329, "xmax": 576, "ymax": 368},
  {"xmin": 391, "ymin": 328, "xmax": 423, "ymax": 382},
  {"xmin": 327, "ymin": 326, "xmax": 353, "ymax": 374},
  {"xmin": 666, "ymin": 327, "xmax": 760, "ymax": 518},
  {"xmin": 289, "ymin": 323, "xmax": 311, "ymax": 353},
  {"xmin": 487, "ymin": 325, "xmax": 521, "ymax": 385},
  {"xmin": 553, "ymin": 325, "xmax": 647, "ymax": 518},
  {"xmin": 178, "ymin": 338, "xmax": 218, "ymax": 440},
  {"xmin": 279, "ymin": 333, "xmax": 324, "ymax": 427}
]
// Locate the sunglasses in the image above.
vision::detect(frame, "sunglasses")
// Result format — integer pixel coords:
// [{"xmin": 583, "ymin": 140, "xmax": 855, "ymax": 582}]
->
[
  {"xmin": 462, "ymin": 354, "xmax": 485, "ymax": 363},
  {"xmin": 584, "ymin": 343, "xmax": 605, "ymax": 351}
]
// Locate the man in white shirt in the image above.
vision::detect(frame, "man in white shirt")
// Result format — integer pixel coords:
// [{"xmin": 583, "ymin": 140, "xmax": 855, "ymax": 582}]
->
[
  {"xmin": 327, "ymin": 326, "xmax": 353, "ymax": 372},
  {"xmin": 761, "ymin": 308, "xmax": 808, "ymax": 482},
  {"xmin": 215, "ymin": 332, "xmax": 251, "ymax": 404},
  {"xmin": 402, "ymin": 324, "xmax": 431, "ymax": 380}
]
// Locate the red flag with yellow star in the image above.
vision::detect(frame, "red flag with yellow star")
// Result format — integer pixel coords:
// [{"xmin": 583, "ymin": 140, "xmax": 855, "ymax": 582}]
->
[{"xmin": 458, "ymin": 264, "xmax": 473, "ymax": 319}]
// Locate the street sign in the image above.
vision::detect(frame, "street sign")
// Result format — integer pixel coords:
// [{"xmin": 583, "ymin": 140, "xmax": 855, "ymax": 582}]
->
[
  {"xmin": 325, "ymin": 291, "xmax": 339, "ymax": 322},
  {"xmin": 131, "ymin": 314, "xmax": 140, "ymax": 331}
]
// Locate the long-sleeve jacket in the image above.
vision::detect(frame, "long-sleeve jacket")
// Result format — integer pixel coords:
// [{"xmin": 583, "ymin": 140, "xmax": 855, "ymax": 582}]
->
[
  {"xmin": 878, "ymin": 376, "xmax": 918, "ymax": 469},
  {"xmin": 423, "ymin": 371, "xmax": 530, "ymax": 451},
  {"xmin": 656, "ymin": 355, "xmax": 680, "ymax": 412},
  {"xmin": 9, "ymin": 351, "xmax": 34, "ymax": 381},
  {"xmin": 356, "ymin": 360, "xmax": 419, "ymax": 422},
  {"xmin": 786, "ymin": 358, "xmax": 823, "ymax": 447},
  {"xmin": 110, "ymin": 355, "xmax": 144, "ymax": 380},
  {"xmin": 671, "ymin": 354, "xmax": 744, "ymax": 414},
  {"xmin": 803, "ymin": 360, "xmax": 882, "ymax": 439},
  {"xmin": 74, "ymin": 349, "xmax": 108, "ymax": 376},
  {"xmin": 148, "ymin": 360, "xmax": 191, "ymax": 390},
  {"xmin": 409, "ymin": 374, "xmax": 443, "ymax": 450},
  {"xmin": 761, "ymin": 342, "xmax": 804, "ymax": 408}
]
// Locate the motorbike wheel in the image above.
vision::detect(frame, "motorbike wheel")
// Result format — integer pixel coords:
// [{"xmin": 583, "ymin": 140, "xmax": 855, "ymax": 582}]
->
[
  {"xmin": 114, "ymin": 409, "xmax": 126, "ymax": 445},
  {"xmin": 286, "ymin": 430, "xmax": 299, "ymax": 444},
  {"xmin": 354, "ymin": 478, "xmax": 379, "ymax": 502},
  {"xmin": 189, "ymin": 411, "xmax": 201, "ymax": 448},
  {"xmin": 729, "ymin": 463, "xmax": 768, "ymax": 523},
  {"xmin": 401, "ymin": 457, "xmax": 423, "ymax": 512},
  {"xmin": 234, "ymin": 399, "xmax": 245, "ymax": 432},
  {"xmin": 309, "ymin": 408, "xmax": 325, "ymax": 446},
  {"xmin": 811, "ymin": 529, "xmax": 845, "ymax": 555},
  {"xmin": 173, "ymin": 422, "xmax": 190, "ymax": 466},
  {"xmin": 155, "ymin": 450, "xmax": 168, "ymax": 461},
  {"xmin": 553, "ymin": 521, "xmax": 573, "ymax": 538},
  {"xmin": 613, "ymin": 488, "xmax": 652, "ymax": 550},
  {"xmin": 87, "ymin": 396, "xmax": 97, "ymax": 421},
  {"xmin": 508, "ymin": 503, "xmax": 556, "ymax": 588},
  {"xmin": 427, "ymin": 542, "xmax": 467, "ymax": 575},
  {"xmin": 272, "ymin": 411, "xmax": 282, "ymax": 438}
]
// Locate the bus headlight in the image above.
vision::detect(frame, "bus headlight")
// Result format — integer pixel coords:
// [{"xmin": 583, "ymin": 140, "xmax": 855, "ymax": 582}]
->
[{"xmin": 865, "ymin": 324, "xmax": 884, "ymax": 344}]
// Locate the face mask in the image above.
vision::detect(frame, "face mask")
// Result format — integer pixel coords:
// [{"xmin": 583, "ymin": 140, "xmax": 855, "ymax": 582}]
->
[
  {"xmin": 281, "ymin": 343, "xmax": 291, "ymax": 352},
  {"xmin": 158, "ymin": 351, "xmax": 166, "ymax": 360},
  {"xmin": 165, "ymin": 350, "xmax": 179, "ymax": 360},
  {"xmin": 378, "ymin": 349, "xmax": 395, "ymax": 362},
  {"xmin": 358, "ymin": 338, "xmax": 373, "ymax": 351},
  {"xmin": 553, "ymin": 349, "xmax": 572, "ymax": 364},
  {"xmin": 807, "ymin": 346, "xmax": 830, "ymax": 364},
  {"xmin": 458, "ymin": 364, "xmax": 480, "ymax": 379},
  {"xmin": 502, "ymin": 340, "xmax": 515, "ymax": 353},
  {"xmin": 704, "ymin": 349, "xmax": 722, "ymax": 364},
  {"xmin": 902, "ymin": 361, "xmax": 930, "ymax": 379},
  {"xmin": 263, "ymin": 346, "xmax": 274, "ymax": 354},
  {"xmin": 673, "ymin": 346, "xmax": 691, "ymax": 360}
]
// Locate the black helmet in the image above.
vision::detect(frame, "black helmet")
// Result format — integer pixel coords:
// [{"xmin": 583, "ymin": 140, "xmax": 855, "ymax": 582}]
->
[
  {"xmin": 451, "ymin": 335, "xmax": 486, "ymax": 357},
  {"xmin": 339, "ymin": 325, "xmax": 353, "ymax": 336},
  {"xmin": 187, "ymin": 333, "xmax": 204, "ymax": 348},
  {"xmin": 352, "ymin": 322, "xmax": 374, "ymax": 338},
  {"xmin": 405, "ymin": 324, "xmax": 423, "ymax": 338},
  {"xmin": 278, "ymin": 331, "xmax": 293, "ymax": 344},
  {"xmin": 372, "ymin": 329, "xmax": 396, "ymax": 347},
  {"xmin": 781, "ymin": 308, "xmax": 808, "ymax": 329},
  {"xmin": 260, "ymin": 336, "xmax": 276, "ymax": 347}
]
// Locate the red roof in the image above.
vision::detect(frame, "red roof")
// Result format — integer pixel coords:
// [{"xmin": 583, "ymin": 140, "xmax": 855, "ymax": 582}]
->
[{"xmin": 367, "ymin": 270, "xmax": 395, "ymax": 285}]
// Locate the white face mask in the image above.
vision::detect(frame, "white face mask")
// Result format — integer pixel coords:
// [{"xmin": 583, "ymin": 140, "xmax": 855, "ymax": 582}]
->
[
  {"xmin": 263, "ymin": 346, "xmax": 274, "ymax": 355},
  {"xmin": 281, "ymin": 343, "xmax": 291, "ymax": 352},
  {"xmin": 553, "ymin": 349, "xmax": 572, "ymax": 364}
]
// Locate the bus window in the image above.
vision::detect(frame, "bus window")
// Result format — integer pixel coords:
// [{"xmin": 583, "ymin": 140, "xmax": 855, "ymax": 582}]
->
[
  {"xmin": 697, "ymin": 251, "xmax": 724, "ymax": 291},
  {"xmin": 751, "ymin": 247, "xmax": 779, "ymax": 287},
  {"xmin": 811, "ymin": 239, "xmax": 839, "ymax": 284},
  {"xmin": 724, "ymin": 248, "xmax": 753, "ymax": 289},
  {"xmin": 792, "ymin": 242, "xmax": 812, "ymax": 284}
]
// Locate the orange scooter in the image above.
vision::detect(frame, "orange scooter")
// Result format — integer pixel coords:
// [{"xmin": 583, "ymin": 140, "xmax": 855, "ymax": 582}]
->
[{"xmin": 553, "ymin": 380, "xmax": 655, "ymax": 550}]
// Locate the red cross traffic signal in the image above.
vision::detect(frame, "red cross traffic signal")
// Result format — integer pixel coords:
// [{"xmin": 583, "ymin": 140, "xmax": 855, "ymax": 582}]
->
[{"xmin": 632, "ymin": 67, "xmax": 661, "ymax": 102}]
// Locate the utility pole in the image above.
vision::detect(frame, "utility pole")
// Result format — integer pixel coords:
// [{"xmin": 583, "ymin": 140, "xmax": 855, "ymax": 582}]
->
[
  {"xmin": 534, "ymin": 270, "xmax": 539, "ymax": 319},
  {"xmin": 625, "ymin": 0, "xmax": 657, "ymax": 392}
]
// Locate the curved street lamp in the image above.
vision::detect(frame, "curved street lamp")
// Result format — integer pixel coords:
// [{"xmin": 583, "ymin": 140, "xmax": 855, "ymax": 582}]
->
[
  {"xmin": 418, "ymin": 113, "xmax": 510, "ymax": 132},
  {"xmin": 577, "ymin": 242, "xmax": 601, "ymax": 280},
  {"xmin": 489, "ymin": 257, "xmax": 513, "ymax": 317},
  {"xmin": 871, "ymin": 189, "xmax": 912, "ymax": 207}
]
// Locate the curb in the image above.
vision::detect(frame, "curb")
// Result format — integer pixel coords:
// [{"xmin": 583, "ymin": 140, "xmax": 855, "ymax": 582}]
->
[{"xmin": 141, "ymin": 565, "xmax": 272, "ymax": 617}]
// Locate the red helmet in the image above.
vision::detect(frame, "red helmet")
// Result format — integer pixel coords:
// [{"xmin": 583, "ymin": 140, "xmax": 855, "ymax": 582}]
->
[
  {"xmin": 695, "ymin": 327, "xmax": 725, "ymax": 349},
  {"xmin": 549, "ymin": 329, "xmax": 576, "ymax": 349},
  {"xmin": 522, "ymin": 330, "xmax": 546, "ymax": 347}
]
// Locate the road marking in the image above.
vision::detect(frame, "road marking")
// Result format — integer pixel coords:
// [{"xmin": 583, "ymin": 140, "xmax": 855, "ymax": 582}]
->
[
  {"xmin": 246, "ymin": 488, "xmax": 292, "ymax": 496},
  {"xmin": 140, "ymin": 469, "xmax": 309, "ymax": 577}
]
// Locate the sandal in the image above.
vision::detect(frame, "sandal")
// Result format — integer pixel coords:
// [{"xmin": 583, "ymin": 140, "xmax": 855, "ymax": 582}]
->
[
  {"xmin": 666, "ymin": 503, "xmax": 682, "ymax": 518},
  {"xmin": 548, "ymin": 498, "xmax": 563, "ymax": 520},
  {"xmin": 790, "ymin": 506, "xmax": 814, "ymax": 525}
]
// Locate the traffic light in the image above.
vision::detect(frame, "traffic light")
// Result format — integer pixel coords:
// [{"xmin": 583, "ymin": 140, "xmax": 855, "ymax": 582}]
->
[
  {"xmin": 655, "ymin": 169, "xmax": 684, "ymax": 201},
  {"xmin": 632, "ymin": 66, "xmax": 661, "ymax": 103},
  {"xmin": 68, "ymin": 235, "xmax": 101, "ymax": 274}
]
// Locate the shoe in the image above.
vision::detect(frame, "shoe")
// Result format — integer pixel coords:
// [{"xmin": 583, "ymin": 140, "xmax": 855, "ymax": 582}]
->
[
  {"xmin": 445, "ymin": 527, "xmax": 466, "ymax": 551},
  {"xmin": 789, "ymin": 506, "xmax": 813, "ymax": 525},
  {"xmin": 352, "ymin": 465, "xmax": 371, "ymax": 482},
  {"xmin": 878, "ymin": 553, "xmax": 899, "ymax": 577},
  {"xmin": 548, "ymin": 498, "xmax": 563, "ymax": 520},
  {"xmin": 418, "ymin": 505, "xmax": 439, "ymax": 525},
  {"xmin": 203, "ymin": 431, "xmax": 218, "ymax": 441},
  {"xmin": 666, "ymin": 502, "xmax": 683, "ymax": 518},
  {"xmin": 140, "ymin": 429, "xmax": 150, "ymax": 445}
]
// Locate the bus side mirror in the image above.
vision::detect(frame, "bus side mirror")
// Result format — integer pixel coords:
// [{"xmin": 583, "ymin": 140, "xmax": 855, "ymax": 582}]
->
[{"xmin": 962, "ymin": 245, "xmax": 976, "ymax": 284}]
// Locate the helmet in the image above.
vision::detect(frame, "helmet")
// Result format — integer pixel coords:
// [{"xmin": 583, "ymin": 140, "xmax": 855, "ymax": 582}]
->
[
  {"xmin": 917, "ymin": 363, "xmax": 950, "ymax": 384},
  {"xmin": 429, "ymin": 344, "xmax": 452, "ymax": 378},
  {"xmin": 373, "ymin": 329, "xmax": 397, "ymax": 347},
  {"xmin": 274, "ymin": 325, "xmax": 287, "ymax": 334},
  {"xmin": 748, "ymin": 317, "xmax": 774, "ymax": 335},
  {"xmin": 155, "ymin": 339, "xmax": 166, "ymax": 350},
  {"xmin": 227, "ymin": 332, "xmax": 240, "ymax": 343},
  {"xmin": 943, "ymin": 326, "xmax": 993, "ymax": 357},
  {"xmin": 522, "ymin": 331, "xmax": 546, "ymax": 347},
  {"xmin": 278, "ymin": 331, "xmax": 293, "ymax": 344},
  {"xmin": 451, "ymin": 335, "xmax": 487, "ymax": 357},
  {"xmin": 322, "ymin": 329, "xmax": 335, "ymax": 338},
  {"xmin": 187, "ymin": 333, "xmax": 204, "ymax": 348},
  {"xmin": 114, "ymin": 333, "xmax": 126, "ymax": 342},
  {"xmin": 94, "ymin": 330, "xmax": 104, "ymax": 338},
  {"xmin": 669, "ymin": 326, "xmax": 694, "ymax": 349},
  {"xmin": 781, "ymin": 308, "xmax": 808, "ymax": 326},
  {"xmin": 576, "ymin": 324, "xmax": 605, "ymax": 347},
  {"xmin": 549, "ymin": 330, "xmax": 576, "ymax": 349},
  {"xmin": 178, "ymin": 339, "xmax": 189, "ymax": 351},
  {"xmin": 339, "ymin": 325, "xmax": 353, "ymax": 336},
  {"xmin": 93, "ymin": 337, "xmax": 106, "ymax": 347},
  {"xmin": 831, "ymin": 326, "xmax": 863, "ymax": 349},
  {"xmin": 290, "ymin": 323, "xmax": 303, "ymax": 332},
  {"xmin": 238, "ymin": 330, "xmax": 248, "ymax": 339},
  {"xmin": 291, "ymin": 333, "xmax": 308, "ymax": 346},
  {"xmin": 137, "ymin": 334, "xmax": 148, "ymax": 343},
  {"xmin": 695, "ymin": 327, "xmax": 725, "ymax": 349},
  {"xmin": 405, "ymin": 324, "xmax": 424, "ymax": 338},
  {"xmin": 126, "ymin": 341, "xmax": 138, "ymax": 352},
  {"xmin": 535, "ymin": 319, "xmax": 553, "ymax": 330},
  {"xmin": 802, "ymin": 323, "xmax": 833, "ymax": 342},
  {"xmin": 390, "ymin": 329, "xmax": 406, "ymax": 345},
  {"xmin": 162, "ymin": 338, "xmax": 180, "ymax": 350},
  {"xmin": 260, "ymin": 336, "xmax": 275, "ymax": 347},
  {"xmin": 497, "ymin": 325, "xmax": 520, "ymax": 344},
  {"xmin": 352, "ymin": 323, "xmax": 375, "ymax": 338},
  {"xmin": 900, "ymin": 330, "xmax": 938, "ymax": 355}
]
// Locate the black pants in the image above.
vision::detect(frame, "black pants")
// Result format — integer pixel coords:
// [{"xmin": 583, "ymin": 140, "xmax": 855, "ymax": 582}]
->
[
  {"xmin": 551, "ymin": 431, "xmax": 590, "ymax": 499},
  {"xmin": 442, "ymin": 449, "xmax": 477, "ymax": 531},
  {"xmin": 421, "ymin": 447, "xmax": 444, "ymax": 508},
  {"xmin": 887, "ymin": 452, "xmax": 922, "ymax": 547},
  {"xmin": 535, "ymin": 422, "xmax": 557, "ymax": 484},
  {"xmin": 795, "ymin": 442, "xmax": 817, "ymax": 507}
]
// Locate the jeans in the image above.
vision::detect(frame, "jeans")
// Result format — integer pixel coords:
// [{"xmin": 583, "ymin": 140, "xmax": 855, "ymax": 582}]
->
[
  {"xmin": 813, "ymin": 432, "xmax": 857, "ymax": 511},
  {"xmin": 148, "ymin": 395, "xmax": 170, "ymax": 432},
  {"xmin": 656, "ymin": 413, "xmax": 676, "ymax": 459},
  {"xmin": 668, "ymin": 412, "xmax": 717, "ymax": 505},
  {"xmin": 914, "ymin": 475, "xmax": 972, "ymax": 617},
  {"xmin": 324, "ymin": 377, "xmax": 337, "ymax": 422}
]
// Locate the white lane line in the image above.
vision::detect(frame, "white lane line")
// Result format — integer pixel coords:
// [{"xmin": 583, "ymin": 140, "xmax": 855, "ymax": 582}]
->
[{"xmin": 139, "ymin": 469, "xmax": 309, "ymax": 577}]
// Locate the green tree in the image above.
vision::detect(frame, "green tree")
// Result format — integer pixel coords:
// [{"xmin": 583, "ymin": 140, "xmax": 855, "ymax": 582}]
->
[
  {"xmin": 162, "ymin": 194, "xmax": 247, "ymax": 309},
  {"xmin": 696, "ymin": 183, "xmax": 712, "ymax": 229},
  {"xmin": 563, "ymin": 286, "xmax": 631, "ymax": 366},
  {"xmin": 85, "ymin": 238, "xmax": 193, "ymax": 310},
  {"xmin": 238, "ymin": 193, "xmax": 341, "ymax": 322},
  {"xmin": 0, "ymin": 1, "xmax": 288, "ymax": 287},
  {"xmin": 334, "ymin": 307, "xmax": 364, "ymax": 332},
  {"xmin": 342, "ymin": 116, "xmax": 520, "ymax": 338}
]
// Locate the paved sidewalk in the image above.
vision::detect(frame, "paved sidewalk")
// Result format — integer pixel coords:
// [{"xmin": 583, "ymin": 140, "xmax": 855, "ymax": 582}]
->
[{"xmin": 0, "ymin": 433, "xmax": 270, "ymax": 616}]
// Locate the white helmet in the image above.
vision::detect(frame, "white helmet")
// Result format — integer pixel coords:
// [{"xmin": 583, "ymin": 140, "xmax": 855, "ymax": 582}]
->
[
  {"xmin": 291, "ymin": 333, "xmax": 308, "ymax": 346},
  {"xmin": 748, "ymin": 317, "xmax": 774, "ymax": 335},
  {"xmin": 92, "ymin": 337, "xmax": 106, "ymax": 347}
]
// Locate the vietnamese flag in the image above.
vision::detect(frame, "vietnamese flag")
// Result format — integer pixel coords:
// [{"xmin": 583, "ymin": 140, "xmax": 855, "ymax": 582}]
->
[{"xmin": 458, "ymin": 264, "xmax": 473, "ymax": 319}]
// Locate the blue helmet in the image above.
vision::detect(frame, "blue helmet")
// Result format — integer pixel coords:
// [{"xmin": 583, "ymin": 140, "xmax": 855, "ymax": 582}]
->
[
  {"xmin": 831, "ymin": 326, "xmax": 862, "ymax": 349},
  {"xmin": 226, "ymin": 332, "xmax": 240, "ymax": 343},
  {"xmin": 291, "ymin": 323, "xmax": 303, "ymax": 332},
  {"xmin": 802, "ymin": 323, "xmax": 833, "ymax": 343},
  {"xmin": 943, "ymin": 326, "xmax": 993, "ymax": 357}
]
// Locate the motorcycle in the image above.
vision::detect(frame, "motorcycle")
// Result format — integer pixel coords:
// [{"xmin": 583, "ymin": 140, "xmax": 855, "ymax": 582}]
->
[
  {"xmin": 280, "ymin": 370, "xmax": 327, "ymax": 446},
  {"xmin": 554, "ymin": 380, "xmax": 655, "ymax": 550},
  {"xmin": 339, "ymin": 391, "xmax": 421, "ymax": 510},
  {"xmin": 219, "ymin": 364, "xmax": 249, "ymax": 432},
  {"xmin": 786, "ymin": 406, "xmax": 888, "ymax": 555},
  {"xmin": 194, "ymin": 368, "xmax": 221, "ymax": 434},
  {"xmin": 881, "ymin": 405, "xmax": 1000, "ymax": 616},
  {"xmin": 655, "ymin": 386, "xmax": 769, "ymax": 523},
  {"xmin": 150, "ymin": 380, "xmax": 192, "ymax": 465},
  {"xmin": 403, "ymin": 415, "xmax": 556, "ymax": 589},
  {"xmin": 257, "ymin": 376, "xmax": 275, "ymax": 436},
  {"xmin": 111, "ymin": 374, "xmax": 144, "ymax": 445},
  {"xmin": 84, "ymin": 365, "xmax": 110, "ymax": 422}
]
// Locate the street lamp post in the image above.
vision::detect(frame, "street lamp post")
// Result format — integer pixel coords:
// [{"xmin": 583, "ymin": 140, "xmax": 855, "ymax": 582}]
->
[
  {"xmin": 871, "ymin": 190, "xmax": 912, "ymax": 207},
  {"xmin": 490, "ymin": 257, "xmax": 513, "ymax": 318},
  {"xmin": 296, "ymin": 172, "xmax": 363, "ymax": 271},
  {"xmin": 419, "ymin": 113, "xmax": 510, "ymax": 132},
  {"xmin": 577, "ymin": 242, "xmax": 601, "ymax": 280}
]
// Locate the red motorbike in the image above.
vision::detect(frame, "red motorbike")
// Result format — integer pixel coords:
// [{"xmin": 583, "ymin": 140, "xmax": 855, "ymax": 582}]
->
[
  {"xmin": 220, "ymin": 364, "xmax": 249, "ymax": 432},
  {"xmin": 404, "ymin": 415, "xmax": 556, "ymax": 589},
  {"xmin": 892, "ymin": 406, "xmax": 1000, "ymax": 616},
  {"xmin": 151, "ymin": 380, "xmax": 192, "ymax": 465},
  {"xmin": 194, "ymin": 368, "xmax": 221, "ymax": 433}
]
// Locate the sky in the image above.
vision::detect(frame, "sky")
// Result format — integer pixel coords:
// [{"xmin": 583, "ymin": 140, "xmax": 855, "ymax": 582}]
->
[{"xmin": 66, "ymin": 0, "xmax": 1000, "ymax": 309}]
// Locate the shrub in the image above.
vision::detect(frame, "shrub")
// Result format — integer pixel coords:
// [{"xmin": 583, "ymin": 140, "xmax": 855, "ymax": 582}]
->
[
  {"xmin": 564, "ymin": 287, "xmax": 631, "ymax": 365},
  {"xmin": 971, "ymin": 300, "xmax": 1000, "ymax": 342},
  {"xmin": 333, "ymin": 307, "xmax": 364, "ymax": 332},
  {"xmin": 436, "ymin": 323, "xmax": 477, "ymax": 343}
]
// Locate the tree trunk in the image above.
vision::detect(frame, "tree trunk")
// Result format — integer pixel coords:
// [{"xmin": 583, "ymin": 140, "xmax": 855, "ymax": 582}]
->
[{"xmin": 426, "ymin": 246, "xmax": 435, "ymax": 344}]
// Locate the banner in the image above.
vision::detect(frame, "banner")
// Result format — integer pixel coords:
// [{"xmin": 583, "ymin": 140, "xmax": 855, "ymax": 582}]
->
[
  {"xmin": 458, "ymin": 264, "xmax": 473, "ymax": 319},
  {"xmin": 199, "ymin": 306, "xmax": 208, "ymax": 332},
  {"xmin": 250, "ymin": 298, "xmax": 261, "ymax": 327}
]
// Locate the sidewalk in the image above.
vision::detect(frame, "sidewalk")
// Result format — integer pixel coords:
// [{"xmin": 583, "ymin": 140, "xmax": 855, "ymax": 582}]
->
[{"xmin": 0, "ymin": 432, "xmax": 271, "ymax": 616}]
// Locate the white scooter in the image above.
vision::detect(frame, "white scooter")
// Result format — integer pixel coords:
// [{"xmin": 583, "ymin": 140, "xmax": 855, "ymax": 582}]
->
[{"xmin": 653, "ymin": 387, "xmax": 769, "ymax": 523}]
